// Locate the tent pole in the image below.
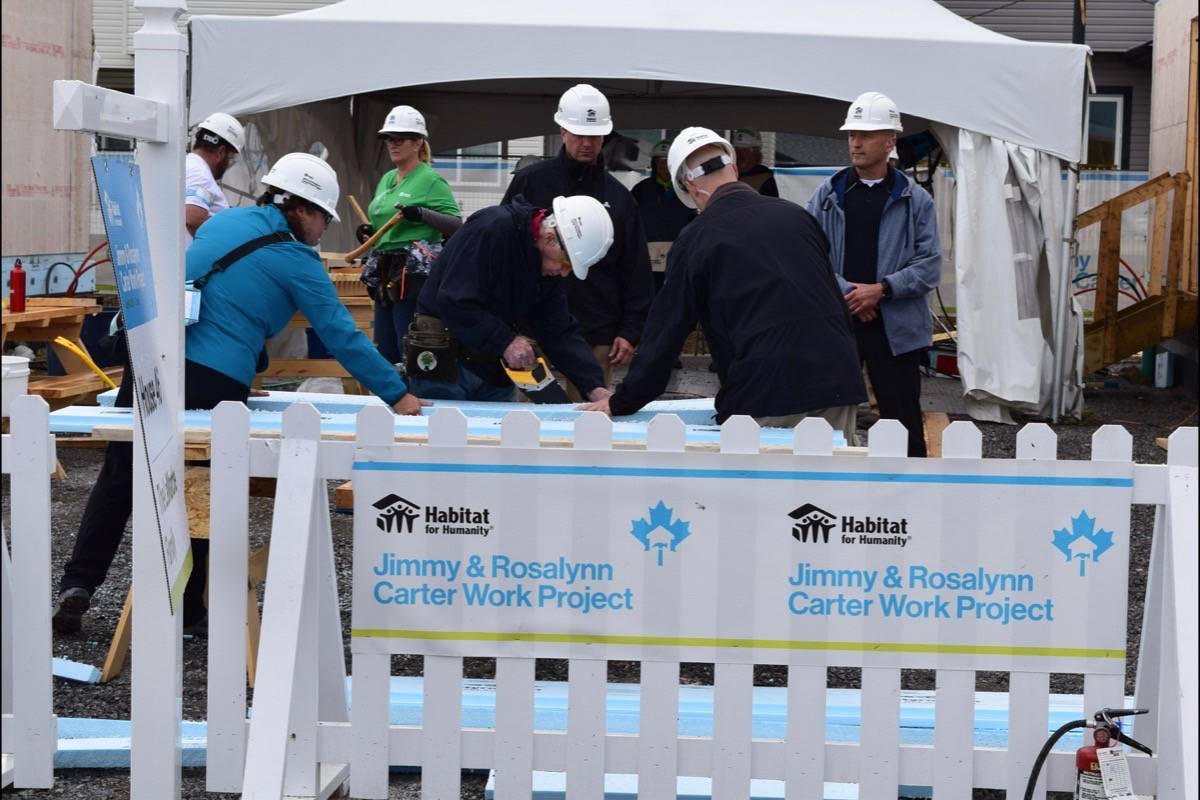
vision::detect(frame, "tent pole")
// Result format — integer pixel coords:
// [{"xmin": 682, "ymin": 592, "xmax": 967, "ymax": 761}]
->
[{"xmin": 1052, "ymin": 162, "xmax": 1080, "ymax": 423}]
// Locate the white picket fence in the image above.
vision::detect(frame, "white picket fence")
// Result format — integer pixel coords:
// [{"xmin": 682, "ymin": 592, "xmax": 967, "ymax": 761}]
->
[
  {"xmin": 200, "ymin": 402, "xmax": 1197, "ymax": 799},
  {"xmin": 1, "ymin": 396, "xmax": 57, "ymax": 789}
]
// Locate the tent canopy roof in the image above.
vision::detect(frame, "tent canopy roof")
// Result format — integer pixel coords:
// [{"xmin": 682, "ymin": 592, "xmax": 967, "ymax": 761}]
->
[{"xmin": 190, "ymin": 0, "xmax": 1088, "ymax": 161}]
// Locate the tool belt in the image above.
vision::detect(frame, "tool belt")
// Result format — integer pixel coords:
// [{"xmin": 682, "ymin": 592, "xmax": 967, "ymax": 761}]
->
[
  {"xmin": 361, "ymin": 241, "xmax": 444, "ymax": 306},
  {"xmin": 403, "ymin": 314, "xmax": 459, "ymax": 383}
]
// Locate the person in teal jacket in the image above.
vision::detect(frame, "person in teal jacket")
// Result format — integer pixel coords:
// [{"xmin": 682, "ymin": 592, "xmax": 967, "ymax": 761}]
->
[
  {"xmin": 186, "ymin": 153, "xmax": 426, "ymax": 414},
  {"xmin": 357, "ymin": 105, "xmax": 462, "ymax": 366},
  {"xmin": 52, "ymin": 154, "xmax": 428, "ymax": 638}
]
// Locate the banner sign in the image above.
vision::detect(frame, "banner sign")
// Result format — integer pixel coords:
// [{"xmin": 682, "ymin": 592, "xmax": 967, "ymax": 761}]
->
[
  {"xmin": 350, "ymin": 446, "xmax": 1133, "ymax": 674},
  {"xmin": 92, "ymin": 156, "xmax": 191, "ymax": 612}
]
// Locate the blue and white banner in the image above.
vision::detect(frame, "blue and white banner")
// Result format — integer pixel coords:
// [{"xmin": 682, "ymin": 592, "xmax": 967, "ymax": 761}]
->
[
  {"xmin": 92, "ymin": 156, "xmax": 191, "ymax": 611},
  {"xmin": 350, "ymin": 447, "xmax": 1133, "ymax": 674}
]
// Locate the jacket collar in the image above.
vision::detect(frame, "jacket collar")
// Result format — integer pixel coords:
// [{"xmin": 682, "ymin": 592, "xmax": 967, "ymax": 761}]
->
[
  {"xmin": 831, "ymin": 165, "xmax": 909, "ymax": 208},
  {"xmin": 556, "ymin": 146, "xmax": 607, "ymax": 185}
]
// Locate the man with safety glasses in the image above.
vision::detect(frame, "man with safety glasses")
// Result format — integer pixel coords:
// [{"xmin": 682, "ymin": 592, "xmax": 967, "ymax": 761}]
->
[
  {"xmin": 408, "ymin": 194, "xmax": 617, "ymax": 403},
  {"xmin": 580, "ymin": 128, "xmax": 865, "ymax": 443}
]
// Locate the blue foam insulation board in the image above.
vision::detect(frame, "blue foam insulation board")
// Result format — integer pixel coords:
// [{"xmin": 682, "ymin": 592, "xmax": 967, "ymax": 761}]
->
[
  {"xmin": 59, "ymin": 396, "xmax": 846, "ymax": 448},
  {"xmin": 51, "ymin": 678, "xmax": 1126, "ymax": 772}
]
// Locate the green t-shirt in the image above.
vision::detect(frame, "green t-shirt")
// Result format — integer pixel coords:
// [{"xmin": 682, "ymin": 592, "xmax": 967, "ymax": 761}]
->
[{"xmin": 367, "ymin": 162, "xmax": 461, "ymax": 251}]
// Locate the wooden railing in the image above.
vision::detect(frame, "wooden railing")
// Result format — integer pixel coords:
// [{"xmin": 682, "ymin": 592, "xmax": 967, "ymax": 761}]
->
[{"xmin": 1076, "ymin": 171, "xmax": 1196, "ymax": 370}]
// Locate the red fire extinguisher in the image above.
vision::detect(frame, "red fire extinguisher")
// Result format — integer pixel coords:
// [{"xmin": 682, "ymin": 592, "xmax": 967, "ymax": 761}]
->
[
  {"xmin": 9, "ymin": 258, "xmax": 26, "ymax": 312},
  {"xmin": 1074, "ymin": 723, "xmax": 1115, "ymax": 799},
  {"xmin": 1023, "ymin": 707, "xmax": 1152, "ymax": 800}
]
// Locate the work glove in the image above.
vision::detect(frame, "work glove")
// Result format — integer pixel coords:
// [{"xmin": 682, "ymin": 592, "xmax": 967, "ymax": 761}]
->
[
  {"xmin": 355, "ymin": 224, "xmax": 375, "ymax": 244},
  {"xmin": 399, "ymin": 205, "xmax": 424, "ymax": 223}
]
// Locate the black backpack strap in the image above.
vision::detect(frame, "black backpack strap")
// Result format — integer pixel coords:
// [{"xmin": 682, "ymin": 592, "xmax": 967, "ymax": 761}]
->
[{"xmin": 192, "ymin": 231, "xmax": 294, "ymax": 290}]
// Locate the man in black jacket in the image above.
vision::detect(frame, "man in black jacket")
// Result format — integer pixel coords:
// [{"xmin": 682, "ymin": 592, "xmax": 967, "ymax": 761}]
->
[
  {"xmin": 501, "ymin": 83, "xmax": 653, "ymax": 398},
  {"xmin": 580, "ymin": 128, "xmax": 865, "ymax": 441},
  {"xmin": 410, "ymin": 195, "xmax": 615, "ymax": 404}
]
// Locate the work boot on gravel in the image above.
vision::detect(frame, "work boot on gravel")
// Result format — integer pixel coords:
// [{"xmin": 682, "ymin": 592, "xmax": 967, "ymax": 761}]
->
[{"xmin": 52, "ymin": 587, "xmax": 91, "ymax": 634}]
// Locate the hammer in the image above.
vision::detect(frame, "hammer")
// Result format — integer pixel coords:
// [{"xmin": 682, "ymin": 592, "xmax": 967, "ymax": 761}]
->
[{"xmin": 345, "ymin": 203, "xmax": 406, "ymax": 263}]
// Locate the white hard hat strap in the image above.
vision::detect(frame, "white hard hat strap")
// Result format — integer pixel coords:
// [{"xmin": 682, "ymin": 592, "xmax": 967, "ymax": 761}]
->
[{"xmin": 683, "ymin": 154, "xmax": 732, "ymax": 183}]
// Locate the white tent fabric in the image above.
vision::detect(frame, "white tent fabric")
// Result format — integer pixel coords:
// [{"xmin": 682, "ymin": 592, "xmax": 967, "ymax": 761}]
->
[
  {"xmin": 188, "ymin": 0, "xmax": 1091, "ymax": 419},
  {"xmin": 190, "ymin": 0, "xmax": 1087, "ymax": 161},
  {"xmin": 934, "ymin": 127, "xmax": 1084, "ymax": 420}
]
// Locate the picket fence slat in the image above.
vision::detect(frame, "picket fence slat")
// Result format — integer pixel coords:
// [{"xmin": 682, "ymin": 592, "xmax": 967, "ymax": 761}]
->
[
  {"xmin": 207, "ymin": 402, "xmax": 251, "ymax": 793},
  {"xmin": 9, "ymin": 396, "xmax": 55, "ymax": 789},
  {"xmin": 493, "ymin": 657, "xmax": 535, "ymax": 799},
  {"xmin": 422, "ymin": 656, "xmax": 464, "ymax": 799},
  {"xmin": 784, "ymin": 664, "xmax": 826, "ymax": 799}
]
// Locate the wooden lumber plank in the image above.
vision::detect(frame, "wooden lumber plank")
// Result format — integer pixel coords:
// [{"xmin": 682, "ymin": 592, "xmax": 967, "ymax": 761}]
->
[
  {"xmin": 1096, "ymin": 206, "xmax": 1123, "ymax": 364},
  {"xmin": 1084, "ymin": 292, "xmax": 1198, "ymax": 373},
  {"xmin": 27, "ymin": 367, "xmax": 123, "ymax": 400},
  {"xmin": 100, "ymin": 590, "xmax": 134, "ymax": 683},
  {"xmin": 923, "ymin": 412, "xmax": 951, "ymax": 459},
  {"xmin": 1074, "ymin": 172, "xmax": 1175, "ymax": 229},
  {"xmin": 25, "ymin": 298, "xmax": 103, "ymax": 310},
  {"xmin": 334, "ymin": 480, "xmax": 354, "ymax": 511},
  {"xmin": 1186, "ymin": 20, "xmax": 1198, "ymax": 293},
  {"xmin": 1163, "ymin": 174, "xmax": 1191, "ymax": 337}
]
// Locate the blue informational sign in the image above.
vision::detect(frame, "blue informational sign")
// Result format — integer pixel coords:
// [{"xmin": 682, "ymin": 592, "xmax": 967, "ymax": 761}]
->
[
  {"xmin": 91, "ymin": 157, "xmax": 157, "ymax": 330},
  {"xmin": 89, "ymin": 155, "xmax": 191, "ymax": 612}
]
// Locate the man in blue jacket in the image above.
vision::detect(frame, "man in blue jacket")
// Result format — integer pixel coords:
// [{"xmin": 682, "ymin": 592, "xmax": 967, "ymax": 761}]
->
[
  {"xmin": 580, "ymin": 128, "xmax": 865, "ymax": 439},
  {"xmin": 410, "ymin": 194, "xmax": 616, "ymax": 404},
  {"xmin": 807, "ymin": 92, "xmax": 942, "ymax": 457}
]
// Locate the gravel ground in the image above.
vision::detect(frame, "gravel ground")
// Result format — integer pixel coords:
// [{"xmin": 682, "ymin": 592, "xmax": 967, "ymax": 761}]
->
[{"xmin": 3, "ymin": 364, "xmax": 1195, "ymax": 799}]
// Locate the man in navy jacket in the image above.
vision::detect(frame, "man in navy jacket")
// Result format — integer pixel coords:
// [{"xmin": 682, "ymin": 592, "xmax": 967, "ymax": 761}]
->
[
  {"xmin": 502, "ymin": 84, "xmax": 653, "ymax": 396},
  {"xmin": 581, "ymin": 128, "xmax": 865, "ymax": 440},
  {"xmin": 413, "ymin": 196, "xmax": 614, "ymax": 403}
]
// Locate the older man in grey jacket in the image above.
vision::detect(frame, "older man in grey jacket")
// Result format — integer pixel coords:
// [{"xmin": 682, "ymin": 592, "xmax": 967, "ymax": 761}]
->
[{"xmin": 807, "ymin": 91, "xmax": 941, "ymax": 456}]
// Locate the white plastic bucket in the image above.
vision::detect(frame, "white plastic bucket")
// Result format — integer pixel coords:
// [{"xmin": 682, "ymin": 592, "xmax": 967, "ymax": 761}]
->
[{"xmin": 2, "ymin": 355, "xmax": 31, "ymax": 417}]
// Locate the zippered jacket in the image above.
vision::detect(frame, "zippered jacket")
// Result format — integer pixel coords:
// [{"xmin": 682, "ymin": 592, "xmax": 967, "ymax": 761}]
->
[{"xmin": 806, "ymin": 167, "xmax": 941, "ymax": 356}]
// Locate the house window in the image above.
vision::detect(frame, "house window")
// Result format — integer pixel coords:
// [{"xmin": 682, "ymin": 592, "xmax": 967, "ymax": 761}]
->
[{"xmin": 1084, "ymin": 95, "xmax": 1124, "ymax": 169}]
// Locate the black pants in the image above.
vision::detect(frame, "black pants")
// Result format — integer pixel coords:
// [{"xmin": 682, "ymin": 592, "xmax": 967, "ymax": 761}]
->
[
  {"xmin": 855, "ymin": 318, "xmax": 927, "ymax": 458},
  {"xmin": 60, "ymin": 359, "xmax": 250, "ymax": 624}
]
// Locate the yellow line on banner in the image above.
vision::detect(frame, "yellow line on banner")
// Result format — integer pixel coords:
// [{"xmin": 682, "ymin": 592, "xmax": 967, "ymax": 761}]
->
[{"xmin": 350, "ymin": 628, "xmax": 1124, "ymax": 660}]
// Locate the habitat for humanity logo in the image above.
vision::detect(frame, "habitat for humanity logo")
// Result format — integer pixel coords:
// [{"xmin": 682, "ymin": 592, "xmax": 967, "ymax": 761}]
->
[
  {"xmin": 631, "ymin": 501, "xmax": 691, "ymax": 566},
  {"xmin": 1051, "ymin": 510, "xmax": 1114, "ymax": 576},
  {"xmin": 373, "ymin": 494, "xmax": 420, "ymax": 533},
  {"xmin": 789, "ymin": 503, "xmax": 836, "ymax": 543},
  {"xmin": 371, "ymin": 493, "xmax": 493, "ymax": 537},
  {"xmin": 787, "ymin": 502, "xmax": 911, "ymax": 547}
]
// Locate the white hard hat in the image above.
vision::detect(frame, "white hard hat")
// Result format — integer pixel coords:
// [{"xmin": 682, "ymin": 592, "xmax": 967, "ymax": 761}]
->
[
  {"xmin": 840, "ymin": 91, "xmax": 903, "ymax": 132},
  {"xmin": 262, "ymin": 153, "xmax": 341, "ymax": 222},
  {"xmin": 650, "ymin": 139, "xmax": 670, "ymax": 159},
  {"xmin": 196, "ymin": 112, "xmax": 244, "ymax": 153},
  {"xmin": 553, "ymin": 84, "xmax": 613, "ymax": 136},
  {"xmin": 378, "ymin": 105, "xmax": 428, "ymax": 138},
  {"xmin": 730, "ymin": 128, "xmax": 762, "ymax": 149},
  {"xmin": 550, "ymin": 195, "xmax": 614, "ymax": 280},
  {"xmin": 666, "ymin": 127, "xmax": 735, "ymax": 209}
]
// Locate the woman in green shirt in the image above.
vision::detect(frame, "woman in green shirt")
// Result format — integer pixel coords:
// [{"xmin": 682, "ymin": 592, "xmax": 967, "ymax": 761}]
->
[{"xmin": 358, "ymin": 105, "xmax": 462, "ymax": 364}]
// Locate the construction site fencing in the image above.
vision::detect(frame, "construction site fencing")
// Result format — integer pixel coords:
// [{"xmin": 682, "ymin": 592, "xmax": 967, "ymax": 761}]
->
[
  {"xmin": 201, "ymin": 402, "xmax": 1197, "ymax": 799},
  {"xmin": 1, "ymin": 396, "xmax": 57, "ymax": 789}
]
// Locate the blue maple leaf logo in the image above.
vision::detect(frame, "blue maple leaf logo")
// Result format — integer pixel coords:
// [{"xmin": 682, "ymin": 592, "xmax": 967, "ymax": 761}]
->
[
  {"xmin": 631, "ymin": 501, "xmax": 691, "ymax": 567},
  {"xmin": 1051, "ymin": 510, "xmax": 1115, "ymax": 577}
]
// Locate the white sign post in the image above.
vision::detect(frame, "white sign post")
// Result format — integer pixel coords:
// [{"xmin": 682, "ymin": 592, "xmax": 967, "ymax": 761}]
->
[{"xmin": 52, "ymin": 1, "xmax": 188, "ymax": 797}]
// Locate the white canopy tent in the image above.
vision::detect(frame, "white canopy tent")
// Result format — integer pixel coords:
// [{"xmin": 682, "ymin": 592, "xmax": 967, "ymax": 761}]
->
[{"xmin": 189, "ymin": 0, "xmax": 1091, "ymax": 419}]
